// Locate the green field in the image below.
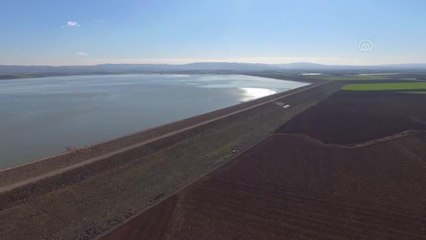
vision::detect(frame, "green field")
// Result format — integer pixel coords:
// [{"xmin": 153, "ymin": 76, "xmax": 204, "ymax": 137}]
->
[
  {"xmin": 319, "ymin": 75, "xmax": 389, "ymax": 81},
  {"xmin": 306, "ymin": 74, "xmax": 420, "ymax": 81},
  {"xmin": 343, "ymin": 82, "xmax": 426, "ymax": 91}
]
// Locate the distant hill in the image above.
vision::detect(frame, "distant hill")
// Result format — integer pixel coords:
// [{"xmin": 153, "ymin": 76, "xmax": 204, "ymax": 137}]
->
[
  {"xmin": 275, "ymin": 62, "xmax": 426, "ymax": 70},
  {"xmin": 1, "ymin": 62, "xmax": 426, "ymax": 78},
  {"xmin": 273, "ymin": 62, "xmax": 331, "ymax": 70},
  {"xmin": 0, "ymin": 63, "xmax": 277, "ymax": 75},
  {"xmin": 182, "ymin": 62, "xmax": 277, "ymax": 71}
]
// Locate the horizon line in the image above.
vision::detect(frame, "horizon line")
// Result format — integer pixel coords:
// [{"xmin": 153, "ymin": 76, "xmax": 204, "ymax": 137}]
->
[{"xmin": 1, "ymin": 61, "xmax": 426, "ymax": 68}]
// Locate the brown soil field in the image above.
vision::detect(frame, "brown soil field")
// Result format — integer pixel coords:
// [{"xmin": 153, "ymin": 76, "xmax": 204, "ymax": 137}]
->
[
  {"xmin": 277, "ymin": 91, "xmax": 426, "ymax": 144},
  {"xmin": 101, "ymin": 90, "xmax": 426, "ymax": 240},
  {"xmin": 101, "ymin": 132, "xmax": 426, "ymax": 240}
]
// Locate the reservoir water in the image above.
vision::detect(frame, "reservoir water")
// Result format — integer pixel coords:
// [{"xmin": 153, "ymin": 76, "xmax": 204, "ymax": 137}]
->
[{"xmin": 0, "ymin": 74, "xmax": 307, "ymax": 169}]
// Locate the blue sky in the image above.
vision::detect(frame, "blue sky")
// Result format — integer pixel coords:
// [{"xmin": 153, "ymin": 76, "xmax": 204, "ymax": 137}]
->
[{"xmin": 1, "ymin": 0, "xmax": 426, "ymax": 65}]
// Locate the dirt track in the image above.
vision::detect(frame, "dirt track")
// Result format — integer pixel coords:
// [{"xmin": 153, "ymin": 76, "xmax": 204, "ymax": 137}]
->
[{"xmin": 101, "ymin": 90, "xmax": 426, "ymax": 240}]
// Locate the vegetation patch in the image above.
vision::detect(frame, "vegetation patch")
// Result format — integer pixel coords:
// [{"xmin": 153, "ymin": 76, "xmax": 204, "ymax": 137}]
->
[
  {"xmin": 307, "ymin": 74, "xmax": 421, "ymax": 82},
  {"xmin": 399, "ymin": 91, "xmax": 426, "ymax": 94},
  {"xmin": 343, "ymin": 82, "xmax": 426, "ymax": 91},
  {"xmin": 309, "ymin": 75, "xmax": 390, "ymax": 81}
]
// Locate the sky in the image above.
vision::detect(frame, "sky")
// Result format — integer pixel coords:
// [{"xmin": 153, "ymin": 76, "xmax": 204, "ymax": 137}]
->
[{"xmin": 1, "ymin": 0, "xmax": 426, "ymax": 66}]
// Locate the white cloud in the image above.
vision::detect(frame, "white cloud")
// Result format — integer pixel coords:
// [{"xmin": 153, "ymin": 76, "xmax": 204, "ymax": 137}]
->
[
  {"xmin": 76, "ymin": 52, "xmax": 88, "ymax": 57},
  {"xmin": 66, "ymin": 21, "xmax": 81, "ymax": 27}
]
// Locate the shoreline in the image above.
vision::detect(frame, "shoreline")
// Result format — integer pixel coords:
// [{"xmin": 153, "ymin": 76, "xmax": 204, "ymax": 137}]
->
[
  {"xmin": 0, "ymin": 76, "xmax": 312, "ymax": 173},
  {"xmin": 0, "ymin": 80, "xmax": 334, "ymax": 204},
  {"xmin": 0, "ymin": 74, "xmax": 312, "ymax": 172},
  {"xmin": 0, "ymin": 79, "xmax": 341, "ymax": 240}
]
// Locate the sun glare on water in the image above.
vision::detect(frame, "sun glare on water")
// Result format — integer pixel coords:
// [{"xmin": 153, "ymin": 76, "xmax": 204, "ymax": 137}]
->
[{"xmin": 240, "ymin": 87, "xmax": 277, "ymax": 102}]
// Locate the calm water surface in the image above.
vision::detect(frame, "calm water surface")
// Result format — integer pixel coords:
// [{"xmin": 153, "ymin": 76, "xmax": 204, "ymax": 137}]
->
[{"xmin": 0, "ymin": 74, "xmax": 307, "ymax": 169}]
